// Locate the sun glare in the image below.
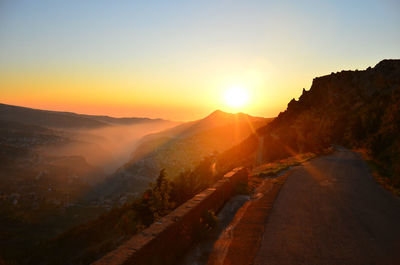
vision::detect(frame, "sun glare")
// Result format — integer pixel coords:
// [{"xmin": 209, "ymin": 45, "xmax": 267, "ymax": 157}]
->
[{"xmin": 224, "ymin": 87, "xmax": 250, "ymax": 108}]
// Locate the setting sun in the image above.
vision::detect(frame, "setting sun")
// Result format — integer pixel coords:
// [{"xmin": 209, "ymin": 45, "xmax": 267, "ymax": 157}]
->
[{"xmin": 224, "ymin": 87, "xmax": 250, "ymax": 108}]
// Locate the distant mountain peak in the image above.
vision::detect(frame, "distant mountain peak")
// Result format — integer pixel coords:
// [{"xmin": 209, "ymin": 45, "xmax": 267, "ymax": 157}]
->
[
  {"xmin": 212, "ymin": 109, "xmax": 223, "ymax": 113},
  {"xmin": 206, "ymin": 109, "xmax": 229, "ymax": 118}
]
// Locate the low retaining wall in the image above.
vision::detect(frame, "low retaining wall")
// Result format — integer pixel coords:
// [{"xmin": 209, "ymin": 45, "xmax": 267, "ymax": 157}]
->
[{"xmin": 92, "ymin": 167, "xmax": 248, "ymax": 265}]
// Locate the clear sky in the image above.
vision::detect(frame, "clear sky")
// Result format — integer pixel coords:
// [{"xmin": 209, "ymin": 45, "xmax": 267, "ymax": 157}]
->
[{"xmin": 1, "ymin": 0, "xmax": 399, "ymax": 121}]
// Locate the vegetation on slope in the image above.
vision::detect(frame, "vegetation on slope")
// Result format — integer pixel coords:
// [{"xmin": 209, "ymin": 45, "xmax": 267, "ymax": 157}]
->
[
  {"xmin": 92, "ymin": 111, "xmax": 270, "ymax": 202},
  {"xmin": 29, "ymin": 155, "xmax": 221, "ymax": 265}
]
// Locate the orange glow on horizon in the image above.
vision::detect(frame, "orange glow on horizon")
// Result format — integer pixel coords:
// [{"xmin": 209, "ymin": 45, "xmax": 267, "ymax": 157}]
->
[{"xmin": 0, "ymin": 62, "xmax": 286, "ymax": 121}]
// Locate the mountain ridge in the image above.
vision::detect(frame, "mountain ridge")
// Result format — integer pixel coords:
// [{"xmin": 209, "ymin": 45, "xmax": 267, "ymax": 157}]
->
[
  {"xmin": 0, "ymin": 103, "xmax": 172, "ymax": 129},
  {"xmin": 89, "ymin": 110, "xmax": 272, "ymax": 201}
]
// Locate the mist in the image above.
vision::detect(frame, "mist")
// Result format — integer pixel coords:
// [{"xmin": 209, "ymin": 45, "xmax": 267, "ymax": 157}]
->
[{"xmin": 37, "ymin": 120, "xmax": 178, "ymax": 178}]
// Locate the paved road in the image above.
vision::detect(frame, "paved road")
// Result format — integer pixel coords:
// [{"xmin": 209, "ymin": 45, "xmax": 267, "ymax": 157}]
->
[{"xmin": 254, "ymin": 148, "xmax": 400, "ymax": 265}]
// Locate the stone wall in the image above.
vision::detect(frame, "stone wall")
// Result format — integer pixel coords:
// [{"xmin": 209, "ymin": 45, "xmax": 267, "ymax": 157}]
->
[{"xmin": 92, "ymin": 167, "xmax": 248, "ymax": 265}]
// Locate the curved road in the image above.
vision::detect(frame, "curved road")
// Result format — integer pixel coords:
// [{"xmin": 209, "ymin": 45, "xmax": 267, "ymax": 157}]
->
[{"xmin": 254, "ymin": 148, "xmax": 400, "ymax": 265}]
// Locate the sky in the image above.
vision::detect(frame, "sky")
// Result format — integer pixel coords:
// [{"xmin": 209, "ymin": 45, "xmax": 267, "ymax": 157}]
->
[{"xmin": 0, "ymin": 0, "xmax": 399, "ymax": 121}]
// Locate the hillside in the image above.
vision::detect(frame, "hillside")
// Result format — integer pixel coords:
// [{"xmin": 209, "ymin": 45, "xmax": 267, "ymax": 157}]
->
[
  {"xmin": 0, "ymin": 105, "xmax": 177, "ymax": 265},
  {"xmin": 219, "ymin": 59, "xmax": 400, "ymax": 187},
  {"xmin": 88, "ymin": 110, "xmax": 271, "ymax": 203},
  {"xmin": 131, "ymin": 110, "xmax": 270, "ymax": 167},
  {"xmin": 22, "ymin": 110, "xmax": 270, "ymax": 265}
]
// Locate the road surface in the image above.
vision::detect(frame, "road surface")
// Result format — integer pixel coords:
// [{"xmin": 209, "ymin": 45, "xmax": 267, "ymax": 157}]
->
[{"xmin": 254, "ymin": 148, "xmax": 400, "ymax": 265}]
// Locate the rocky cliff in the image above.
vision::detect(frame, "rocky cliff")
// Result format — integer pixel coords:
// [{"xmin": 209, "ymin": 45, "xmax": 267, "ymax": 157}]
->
[{"xmin": 219, "ymin": 59, "xmax": 400, "ymax": 186}]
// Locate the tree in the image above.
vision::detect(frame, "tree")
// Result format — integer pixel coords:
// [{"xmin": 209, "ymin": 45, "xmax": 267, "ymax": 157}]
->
[{"xmin": 147, "ymin": 169, "xmax": 175, "ymax": 220}]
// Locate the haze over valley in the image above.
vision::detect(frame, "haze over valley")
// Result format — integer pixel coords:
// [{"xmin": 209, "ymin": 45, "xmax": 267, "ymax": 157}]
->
[
  {"xmin": 0, "ymin": 103, "xmax": 178, "ymax": 258},
  {"xmin": 0, "ymin": 102, "xmax": 272, "ymax": 263}
]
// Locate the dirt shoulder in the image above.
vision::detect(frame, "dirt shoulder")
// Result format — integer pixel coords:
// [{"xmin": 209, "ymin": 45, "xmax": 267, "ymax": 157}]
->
[{"xmin": 207, "ymin": 168, "xmax": 289, "ymax": 265}]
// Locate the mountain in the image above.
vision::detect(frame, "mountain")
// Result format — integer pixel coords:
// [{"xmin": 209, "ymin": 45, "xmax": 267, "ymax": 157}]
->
[
  {"xmin": 138, "ymin": 110, "xmax": 264, "ymax": 139},
  {"xmin": 0, "ymin": 103, "xmax": 178, "ymax": 173},
  {"xmin": 218, "ymin": 59, "xmax": 400, "ymax": 186},
  {"xmin": 0, "ymin": 104, "xmax": 178, "ymax": 264},
  {"xmin": 90, "ymin": 110, "xmax": 272, "ymax": 201},
  {"xmin": 25, "ymin": 110, "xmax": 271, "ymax": 265},
  {"xmin": 0, "ymin": 103, "xmax": 169, "ymax": 129}
]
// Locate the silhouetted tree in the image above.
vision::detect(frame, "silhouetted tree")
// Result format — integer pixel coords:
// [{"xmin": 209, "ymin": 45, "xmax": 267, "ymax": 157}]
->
[{"xmin": 148, "ymin": 169, "xmax": 174, "ymax": 220}]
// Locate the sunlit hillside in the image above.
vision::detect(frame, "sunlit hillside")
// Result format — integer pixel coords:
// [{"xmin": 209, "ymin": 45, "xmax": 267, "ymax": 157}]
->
[{"xmin": 89, "ymin": 110, "xmax": 272, "ymax": 203}]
